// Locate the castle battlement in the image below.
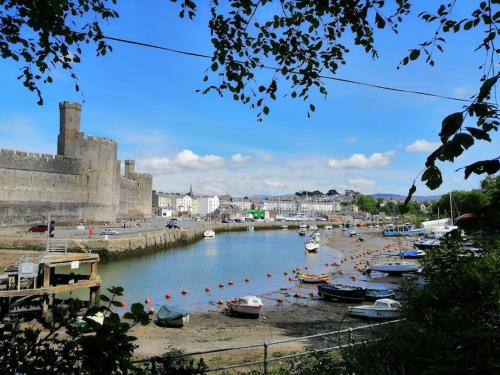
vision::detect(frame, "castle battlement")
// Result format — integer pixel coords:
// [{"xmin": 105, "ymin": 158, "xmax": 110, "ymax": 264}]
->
[{"xmin": 0, "ymin": 101, "xmax": 152, "ymax": 224}]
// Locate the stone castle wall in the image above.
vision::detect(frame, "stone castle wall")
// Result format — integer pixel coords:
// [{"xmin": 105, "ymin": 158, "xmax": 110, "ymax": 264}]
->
[{"xmin": 0, "ymin": 102, "xmax": 152, "ymax": 225}]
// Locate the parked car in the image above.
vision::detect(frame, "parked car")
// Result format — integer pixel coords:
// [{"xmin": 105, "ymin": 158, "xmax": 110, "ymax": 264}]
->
[
  {"xmin": 166, "ymin": 220, "xmax": 180, "ymax": 229},
  {"xmin": 28, "ymin": 221, "xmax": 55, "ymax": 234},
  {"xmin": 100, "ymin": 228, "xmax": 118, "ymax": 236}
]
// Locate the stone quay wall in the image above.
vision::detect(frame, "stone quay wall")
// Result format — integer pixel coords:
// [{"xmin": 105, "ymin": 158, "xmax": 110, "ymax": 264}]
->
[{"xmin": 0, "ymin": 222, "xmax": 311, "ymax": 260}]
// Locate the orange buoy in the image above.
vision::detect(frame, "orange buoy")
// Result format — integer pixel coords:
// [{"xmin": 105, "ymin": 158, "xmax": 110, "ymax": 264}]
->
[
  {"xmin": 181, "ymin": 289, "xmax": 188, "ymax": 295},
  {"xmin": 145, "ymin": 297, "xmax": 151, "ymax": 305},
  {"xmin": 217, "ymin": 299, "xmax": 224, "ymax": 305},
  {"xmin": 277, "ymin": 298, "xmax": 283, "ymax": 304},
  {"xmin": 228, "ymin": 281, "xmax": 234, "ymax": 285},
  {"xmin": 351, "ymin": 276, "xmax": 356, "ymax": 281},
  {"xmin": 224, "ymin": 306, "xmax": 229, "ymax": 312},
  {"xmin": 293, "ymin": 292, "xmax": 301, "ymax": 298},
  {"xmin": 267, "ymin": 273, "xmax": 272, "ymax": 277},
  {"xmin": 304, "ymin": 266, "xmax": 308, "ymax": 270},
  {"xmin": 244, "ymin": 277, "xmax": 250, "ymax": 282},
  {"xmin": 119, "ymin": 300, "xmax": 127, "ymax": 308},
  {"xmin": 149, "ymin": 307, "xmax": 155, "ymax": 314},
  {"xmin": 283, "ymin": 271, "xmax": 288, "ymax": 276},
  {"xmin": 219, "ymin": 283, "xmax": 224, "ymax": 288},
  {"xmin": 288, "ymin": 277, "xmax": 293, "ymax": 282},
  {"xmin": 165, "ymin": 292, "xmax": 171, "ymax": 299},
  {"xmin": 205, "ymin": 287, "xmax": 211, "ymax": 293}
]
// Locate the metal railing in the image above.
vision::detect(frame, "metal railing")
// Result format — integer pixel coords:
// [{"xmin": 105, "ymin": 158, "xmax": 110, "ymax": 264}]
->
[{"xmin": 132, "ymin": 319, "xmax": 404, "ymax": 374}]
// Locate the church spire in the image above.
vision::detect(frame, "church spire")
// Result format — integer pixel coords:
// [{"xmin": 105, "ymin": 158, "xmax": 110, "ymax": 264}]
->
[{"xmin": 188, "ymin": 183, "xmax": 193, "ymax": 197}]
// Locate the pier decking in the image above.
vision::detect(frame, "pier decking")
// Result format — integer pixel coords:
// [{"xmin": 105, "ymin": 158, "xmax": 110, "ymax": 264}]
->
[{"xmin": 0, "ymin": 251, "xmax": 101, "ymax": 318}]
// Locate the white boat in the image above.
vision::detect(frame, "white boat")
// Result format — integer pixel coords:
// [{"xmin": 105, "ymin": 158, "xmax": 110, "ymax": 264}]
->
[
  {"xmin": 349, "ymin": 299, "xmax": 401, "ymax": 319},
  {"xmin": 325, "ymin": 225, "xmax": 333, "ymax": 230},
  {"xmin": 203, "ymin": 229, "xmax": 215, "ymax": 238},
  {"xmin": 304, "ymin": 238, "xmax": 320, "ymax": 252},
  {"xmin": 227, "ymin": 296, "xmax": 263, "ymax": 317},
  {"xmin": 299, "ymin": 224, "xmax": 308, "ymax": 229},
  {"xmin": 281, "ymin": 225, "xmax": 289, "ymax": 229},
  {"xmin": 247, "ymin": 225, "xmax": 254, "ymax": 232},
  {"xmin": 309, "ymin": 224, "xmax": 318, "ymax": 230},
  {"xmin": 369, "ymin": 261, "xmax": 419, "ymax": 275}
]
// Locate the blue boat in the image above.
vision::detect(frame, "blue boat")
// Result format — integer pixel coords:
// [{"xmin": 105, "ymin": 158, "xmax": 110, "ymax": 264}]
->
[
  {"xmin": 401, "ymin": 249, "xmax": 426, "ymax": 259},
  {"xmin": 383, "ymin": 223, "xmax": 425, "ymax": 237},
  {"xmin": 365, "ymin": 289, "xmax": 396, "ymax": 301},
  {"xmin": 317, "ymin": 284, "xmax": 366, "ymax": 302}
]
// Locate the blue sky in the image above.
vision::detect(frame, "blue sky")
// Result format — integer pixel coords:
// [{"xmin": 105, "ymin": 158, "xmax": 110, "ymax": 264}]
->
[{"xmin": 0, "ymin": 1, "xmax": 497, "ymax": 196}]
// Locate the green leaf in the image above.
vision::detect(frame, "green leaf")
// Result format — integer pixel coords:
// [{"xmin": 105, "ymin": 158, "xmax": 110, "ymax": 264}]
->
[
  {"xmin": 478, "ymin": 75, "xmax": 499, "ymax": 102},
  {"xmin": 99, "ymin": 295, "xmax": 110, "ymax": 302},
  {"xmin": 467, "ymin": 127, "xmax": 491, "ymax": 142},
  {"xmin": 439, "ymin": 112, "xmax": 463, "ymax": 142},
  {"xmin": 409, "ymin": 49, "xmax": 420, "ymax": 60},
  {"xmin": 464, "ymin": 159, "xmax": 500, "ymax": 179},
  {"xmin": 131, "ymin": 303, "xmax": 145, "ymax": 315},
  {"xmin": 309, "ymin": 104, "xmax": 315, "ymax": 112},
  {"xmin": 421, "ymin": 166, "xmax": 443, "ymax": 190},
  {"xmin": 263, "ymin": 106, "xmax": 269, "ymax": 115},
  {"xmin": 404, "ymin": 184, "xmax": 417, "ymax": 205},
  {"xmin": 211, "ymin": 62, "xmax": 218, "ymax": 72}
]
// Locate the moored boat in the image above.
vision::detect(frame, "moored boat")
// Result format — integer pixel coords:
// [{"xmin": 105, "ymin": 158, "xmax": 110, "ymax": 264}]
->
[
  {"xmin": 304, "ymin": 238, "xmax": 320, "ymax": 252},
  {"xmin": 325, "ymin": 225, "xmax": 333, "ymax": 230},
  {"xmin": 157, "ymin": 305, "xmax": 190, "ymax": 327},
  {"xmin": 349, "ymin": 298, "xmax": 401, "ymax": 319},
  {"xmin": 296, "ymin": 273, "xmax": 329, "ymax": 284},
  {"xmin": 298, "ymin": 229, "xmax": 307, "ymax": 236},
  {"xmin": 365, "ymin": 288, "xmax": 396, "ymax": 301},
  {"xmin": 317, "ymin": 284, "xmax": 367, "ymax": 302},
  {"xmin": 227, "ymin": 296, "xmax": 263, "ymax": 317},
  {"xmin": 369, "ymin": 261, "xmax": 419, "ymax": 275},
  {"xmin": 281, "ymin": 225, "xmax": 289, "ymax": 229},
  {"xmin": 203, "ymin": 229, "xmax": 215, "ymax": 238},
  {"xmin": 401, "ymin": 249, "xmax": 426, "ymax": 259}
]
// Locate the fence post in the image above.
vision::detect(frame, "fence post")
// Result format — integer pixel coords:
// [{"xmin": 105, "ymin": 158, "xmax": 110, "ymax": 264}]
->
[
  {"xmin": 263, "ymin": 342, "xmax": 268, "ymax": 375},
  {"xmin": 348, "ymin": 327, "xmax": 353, "ymax": 347}
]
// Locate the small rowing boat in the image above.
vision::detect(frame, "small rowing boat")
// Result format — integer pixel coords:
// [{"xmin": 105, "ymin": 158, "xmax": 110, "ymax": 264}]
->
[
  {"xmin": 296, "ymin": 273, "xmax": 329, "ymax": 284},
  {"xmin": 227, "ymin": 296, "xmax": 263, "ymax": 318},
  {"xmin": 317, "ymin": 284, "xmax": 367, "ymax": 302},
  {"xmin": 157, "ymin": 305, "xmax": 190, "ymax": 327}
]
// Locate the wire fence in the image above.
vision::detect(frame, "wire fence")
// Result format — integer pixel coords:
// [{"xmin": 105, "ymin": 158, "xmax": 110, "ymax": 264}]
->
[{"xmin": 132, "ymin": 319, "xmax": 404, "ymax": 374}]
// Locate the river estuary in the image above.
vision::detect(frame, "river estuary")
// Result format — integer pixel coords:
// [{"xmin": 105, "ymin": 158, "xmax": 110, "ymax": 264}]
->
[{"xmin": 98, "ymin": 229, "xmax": 344, "ymax": 310}]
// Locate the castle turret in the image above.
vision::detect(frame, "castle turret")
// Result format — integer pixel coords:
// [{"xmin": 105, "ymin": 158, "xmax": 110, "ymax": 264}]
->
[
  {"xmin": 125, "ymin": 160, "xmax": 135, "ymax": 177},
  {"xmin": 57, "ymin": 101, "xmax": 82, "ymax": 157}
]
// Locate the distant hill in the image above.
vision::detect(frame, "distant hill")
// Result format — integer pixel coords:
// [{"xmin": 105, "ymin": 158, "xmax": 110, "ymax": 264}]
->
[{"xmin": 370, "ymin": 193, "xmax": 441, "ymax": 202}]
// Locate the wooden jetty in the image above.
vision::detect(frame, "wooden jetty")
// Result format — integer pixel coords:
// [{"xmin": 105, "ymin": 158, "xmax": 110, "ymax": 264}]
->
[{"xmin": 0, "ymin": 240, "xmax": 101, "ymax": 319}]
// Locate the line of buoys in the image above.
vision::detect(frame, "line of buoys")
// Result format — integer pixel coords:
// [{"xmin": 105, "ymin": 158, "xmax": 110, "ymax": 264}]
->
[
  {"xmin": 181, "ymin": 289, "xmax": 188, "ymax": 295},
  {"xmin": 165, "ymin": 292, "xmax": 171, "ymax": 299},
  {"xmin": 228, "ymin": 281, "xmax": 234, "ymax": 285}
]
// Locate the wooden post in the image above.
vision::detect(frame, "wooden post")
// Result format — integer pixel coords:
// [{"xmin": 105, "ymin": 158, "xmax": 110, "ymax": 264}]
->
[
  {"xmin": 90, "ymin": 262, "xmax": 97, "ymax": 280},
  {"xmin": 89, "ymin": 286, "xmax": 99, "ymax": 307},
  {"xmin": 43, "ymin": 264, "xmax": 50, "ymax": 288},
  {"xmin": 42, "ymin": 293, "xmax": 53, "ymax": 321}
]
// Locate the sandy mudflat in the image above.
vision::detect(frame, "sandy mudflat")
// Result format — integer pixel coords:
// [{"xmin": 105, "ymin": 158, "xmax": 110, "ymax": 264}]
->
[
  {"xmin": 130, "ymin": 228, "xmax": 417, "ymax": 359},
  {"xmin": 0, "ymin": 249, "xmax": 27, "ymax": 269}
]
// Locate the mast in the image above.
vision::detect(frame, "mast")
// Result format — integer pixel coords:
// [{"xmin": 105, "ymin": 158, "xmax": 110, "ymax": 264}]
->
[{"xmin": 449, "ymin": 192, "xmax": 453, "ymax": 226}]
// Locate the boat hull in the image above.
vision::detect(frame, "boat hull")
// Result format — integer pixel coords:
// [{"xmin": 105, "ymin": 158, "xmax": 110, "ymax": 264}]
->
[
  {"xmin": 365, "ymin": 289, "xmax": 395, "ymax": 301},
  {"xmin": 317, "ymin": 285, "xmax": 366, "ymax": 302},
  {"xmin": 349, "ymin": 307, "xmax": 400, "ymax": 319},
  {"xmin": 297, "ymin": 273, "xmax": 329, "ymax": 284},
  {"xmin": 227, "ymin": 304, "xmax": 262, "ymax": 318}
]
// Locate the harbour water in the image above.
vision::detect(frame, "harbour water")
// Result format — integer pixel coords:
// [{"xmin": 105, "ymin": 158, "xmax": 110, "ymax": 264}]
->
[{"xmin": 97, "ymin": 229, "xmax": 344, "ymax": 311}]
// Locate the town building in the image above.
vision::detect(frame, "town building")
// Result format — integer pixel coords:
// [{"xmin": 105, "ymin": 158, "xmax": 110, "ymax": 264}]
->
[{"xmin": 198, "ymin": 196, "xmax": 220, "ymax": 216}]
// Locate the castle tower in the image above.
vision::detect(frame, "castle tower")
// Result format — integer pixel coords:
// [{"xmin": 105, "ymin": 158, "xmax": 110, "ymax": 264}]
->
[
  {"xmin": 57, "ymin": 101, "xmax": 82, "ymax": 157},
  {"xmin": 125, "ymin": 160, "xmax": 135, "ymax": 177}
]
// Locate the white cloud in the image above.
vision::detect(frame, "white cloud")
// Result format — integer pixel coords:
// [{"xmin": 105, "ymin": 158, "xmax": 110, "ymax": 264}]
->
[
  {"xmin": 346, "ymin": 178, "xmax": 376, "ymax": 193},
  {"xmin": 344, "ymin": 136, "xmax": 357, "ymax": 144},
  {"xmin": 174, "ymin": 149, "xmax": 225, "ymax": 170},
  {"xmin": 263, "ymin": 180, "xmax": 286, "ymax": 188},
  {"xmin": 137, "ymin": 149, "xmax": 225, "ymax": 174},
  {"xmin": 405, "ymin": 139, "xmax": 440, "ymax": 153},
  {"xmin": 327, "ymin": 151, "xmax": 396, "ymax": 169},
  {"xmin": 261, "ymin": 154, "xmax": 274, "ymax": 162},
  {"xmin": 231, "ymin": 153, "xmax": 251, "ymax": 163}
]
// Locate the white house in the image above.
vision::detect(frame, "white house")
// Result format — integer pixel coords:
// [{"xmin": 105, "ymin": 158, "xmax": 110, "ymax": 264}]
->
[
  {"xmin": 199, "ymin": 196, "xmax": 220, "ymax": 216},
  {"xmin": 176, "ymin": 195, "xmax": 192, "ymax": 212}
]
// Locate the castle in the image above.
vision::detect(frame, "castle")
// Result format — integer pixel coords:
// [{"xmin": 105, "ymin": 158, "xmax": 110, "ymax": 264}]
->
[{"xmin": 0, "ymin": 102, "xmax": 152, "ymax": 225}]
